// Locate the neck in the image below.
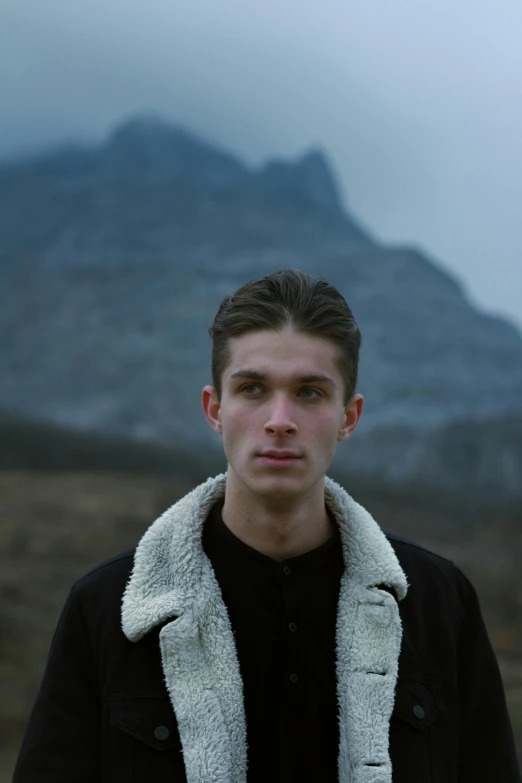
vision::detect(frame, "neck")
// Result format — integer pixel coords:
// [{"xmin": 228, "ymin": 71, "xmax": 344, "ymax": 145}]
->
[{"xmin": 221, "ymin": 473, "xmax": 335, "ymax": 561}]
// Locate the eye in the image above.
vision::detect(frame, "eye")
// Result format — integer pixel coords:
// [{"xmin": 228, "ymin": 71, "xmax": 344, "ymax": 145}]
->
[
  {"xmin": 298, "ymin": 387, "xmax": 323, "ymax": 399},
  {"xmin": 240, "ymin": 383, "xmax": 263, "ymax": 395}
]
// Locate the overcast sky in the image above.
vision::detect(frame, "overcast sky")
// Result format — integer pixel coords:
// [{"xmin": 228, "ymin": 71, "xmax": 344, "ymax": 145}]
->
[{"xmin": 3, "ymin": 0, "xmax": 522, "ymax": 331}]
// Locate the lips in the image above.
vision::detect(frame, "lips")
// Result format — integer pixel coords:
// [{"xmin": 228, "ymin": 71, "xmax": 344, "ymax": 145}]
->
[
  {"xmin": 258, "ymin": 450, "xmax": 302, "ymax": 459},
  {"xmin": 256, "ymin": 450, "xmax": 303, "ymax": 468}
]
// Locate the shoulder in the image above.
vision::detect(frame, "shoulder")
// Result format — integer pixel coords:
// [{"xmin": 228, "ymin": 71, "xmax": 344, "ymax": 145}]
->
[
  {"xmin": 74, "ymin": 548, "xmax": 136, "ymax": 594},
  {"xmin": 384, "ymin": 531, "xmax": 457, "ymax": 575},
  {"xmin": 66, "ymin": 549, "xmax": 136, "ymax": 631},
  {"xmin": 39, "ymin": 550, "xmax": 139, "ymax": 659},
  {"xmin": 383, "ymin": 531, "xmax": 476, "ymax": 615}
]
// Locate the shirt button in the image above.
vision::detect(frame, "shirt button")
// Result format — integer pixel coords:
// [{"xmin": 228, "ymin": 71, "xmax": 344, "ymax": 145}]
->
[
  {"xmin": 154, "ymin": 725, "xmax": 170, "ymax": 741},
  {"xmin": 282, "ymin": 566, "xmax": 292, "ymax": 576},
  {"xmin": 413, "ymin": 705, "xmax": 425, "ymax": 720},
  {"xmin": 289, "ymin": 673, "xmax": 299, "ymax": 684},
  {"xmin": 288, "ymin": 622, "xmax": 297, "ymax": 632}
]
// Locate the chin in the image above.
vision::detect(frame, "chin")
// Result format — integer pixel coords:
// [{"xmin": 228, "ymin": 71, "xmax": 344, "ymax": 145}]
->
[{"xmin": 246, "ymin": 471, "xmax": 316, "ymax": 500}]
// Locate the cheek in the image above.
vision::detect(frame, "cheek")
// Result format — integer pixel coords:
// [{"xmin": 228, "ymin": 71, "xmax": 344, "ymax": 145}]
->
[
  {"xmin": 309, "ymin": 419, "xmax": 344, "ymax": 457},
  {"xmin": 312, "ymin": 412, "xmax": 341, "ymax": 438},
  {"xmin": 221, "ymin": 410, "xmax": 257, "ymax": 444}
]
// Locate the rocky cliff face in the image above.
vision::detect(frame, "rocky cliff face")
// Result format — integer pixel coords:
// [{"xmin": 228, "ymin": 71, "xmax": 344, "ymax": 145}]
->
[{"xmin": 1, "ymin": 115, "xmax": 522, "ymax": 498}]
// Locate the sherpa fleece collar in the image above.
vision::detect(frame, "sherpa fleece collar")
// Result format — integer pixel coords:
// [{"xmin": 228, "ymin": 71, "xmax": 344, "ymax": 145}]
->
[{"xmin": 122, "ymin": 474, "xmax": 408, "ymax": 783}]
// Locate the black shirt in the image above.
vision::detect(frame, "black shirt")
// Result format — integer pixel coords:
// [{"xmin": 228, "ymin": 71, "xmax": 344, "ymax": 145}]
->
[{"xmin": 202, "ymin": 499, "xmax": 345, "ymax": 783}]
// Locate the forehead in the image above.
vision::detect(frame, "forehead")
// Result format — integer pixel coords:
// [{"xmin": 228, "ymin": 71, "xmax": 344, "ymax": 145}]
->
[{"xmin": 224, "ymin": 327, "xmax": 342, "ymax": 382}]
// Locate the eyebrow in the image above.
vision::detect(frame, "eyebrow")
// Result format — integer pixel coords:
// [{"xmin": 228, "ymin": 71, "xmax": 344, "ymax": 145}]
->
[{"xmin": 229, "ymin": 369, "xmax": 338, "ymax": 388}]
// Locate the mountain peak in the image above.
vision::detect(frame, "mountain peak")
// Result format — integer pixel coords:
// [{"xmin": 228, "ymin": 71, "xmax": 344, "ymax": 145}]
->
[
  {"xmin": 103, "ymin": 114, "xmax": 246, "ymax": 187},
  {"xmin": 295, "ymin": 148, "xmax": 342, "ymax": 211},
  {"xmin": 107, "ymin": 113, "xmax": 189, "ymax": 147},
  {"xmin": 256, "ymin": 147, "xmax": 342, "ymax": 212}
]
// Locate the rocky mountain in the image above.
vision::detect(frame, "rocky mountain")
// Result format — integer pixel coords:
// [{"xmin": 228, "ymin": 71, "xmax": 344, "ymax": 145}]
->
[{"xmin": 2, "ymin": 114, "xmax": 522, "ymax": 498}]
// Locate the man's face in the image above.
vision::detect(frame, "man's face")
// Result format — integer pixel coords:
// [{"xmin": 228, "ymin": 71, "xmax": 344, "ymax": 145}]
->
[{"xmin": 202, "ymin": 326, "xmax": 363, "ymax": 501}]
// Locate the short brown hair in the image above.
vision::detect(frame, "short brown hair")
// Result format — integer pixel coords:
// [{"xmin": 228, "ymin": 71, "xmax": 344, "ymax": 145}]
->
[{"xmin": 209, "ymin": 269, "xmax": 361, "ymax": 404}]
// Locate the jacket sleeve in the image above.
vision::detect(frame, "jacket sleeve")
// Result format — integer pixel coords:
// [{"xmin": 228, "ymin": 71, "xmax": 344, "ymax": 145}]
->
[
  {"xmin": 13, "ymin": 582, "xmax": 102, "ymax": 782},
  {"xmin": 455, "ymin": 567, "xmax": 521, "ymax": 782}
]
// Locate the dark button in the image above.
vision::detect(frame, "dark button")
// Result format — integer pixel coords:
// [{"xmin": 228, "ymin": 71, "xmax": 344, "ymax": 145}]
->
[
  {"xmin": 154, "ymin": 725, "xmax": 170, "ymax": 741},
  {"xmin": 289, "ymin": 673, "xmax": 299, "ymax": 684},
  {"xmin": 282, "ymin": 566, "xmax": 292, "ymax": 576},
  {"xmin": 413, "ymin": 705, "xmax": 425, "ymax": 720},
  {"xmin": 288, "ymin": 622, "xmax": 297, "ymax": 632}
]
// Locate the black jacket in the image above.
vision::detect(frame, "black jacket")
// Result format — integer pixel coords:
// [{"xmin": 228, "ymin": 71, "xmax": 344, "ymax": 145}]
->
[{"xmin": 13, "ymin": 475, "xmax": 521, "ymax": 783}]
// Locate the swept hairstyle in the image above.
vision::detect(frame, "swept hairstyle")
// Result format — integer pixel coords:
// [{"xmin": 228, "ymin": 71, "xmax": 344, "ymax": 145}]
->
[{"xmin": 209, "ymin": 269, "xmax": 361, "ymax": 404}]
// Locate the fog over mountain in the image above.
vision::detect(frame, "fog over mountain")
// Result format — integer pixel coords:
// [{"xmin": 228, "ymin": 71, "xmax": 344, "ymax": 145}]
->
[
  {"xmin": 2, "ymin": 116, "xmax": 522, "ymax": 500},
  {"xmin": 3, "ymin": 0, "xmax": 522, "ymax": 333}
]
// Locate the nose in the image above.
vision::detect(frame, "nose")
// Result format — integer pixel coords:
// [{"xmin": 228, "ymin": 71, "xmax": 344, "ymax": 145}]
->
[{"xmin": 264, "ymin": 394, "xmax": 298, "ymax": 436}]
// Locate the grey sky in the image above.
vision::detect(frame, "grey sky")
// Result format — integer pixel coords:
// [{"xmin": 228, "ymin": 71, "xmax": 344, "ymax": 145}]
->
[{"xmin": 2, "ymin": 0, "xmax": 522, "ymax": 331}]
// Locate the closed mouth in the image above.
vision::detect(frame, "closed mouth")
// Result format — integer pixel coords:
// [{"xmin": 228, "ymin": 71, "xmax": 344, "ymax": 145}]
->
[{"xmin": 257, "ymin": 452, "xmax": 302, "ymax": 459}]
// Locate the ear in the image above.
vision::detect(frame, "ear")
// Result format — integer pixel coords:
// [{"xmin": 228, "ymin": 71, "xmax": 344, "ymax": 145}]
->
[
  {"xmin": 202, "ymin": 385, "xmax": 222, "ymax": 434},
  {"xmin": 337, "ymin": 393, "xmax": 364, "ymax": 441}
]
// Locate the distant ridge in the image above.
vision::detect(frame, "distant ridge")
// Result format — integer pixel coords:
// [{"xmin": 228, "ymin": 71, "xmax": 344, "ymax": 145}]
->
[
  {"xmin": 0, "ymin": 411, "xmax": 224, "ymax": 480},
  {"xmin": 3, "ymin": 410, "xmax": 521, "ymax": 509}
]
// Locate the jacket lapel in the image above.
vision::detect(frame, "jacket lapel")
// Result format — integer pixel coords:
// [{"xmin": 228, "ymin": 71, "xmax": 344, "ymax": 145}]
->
[
  {"xmin": 122, "ymin": 474, "xmax": 408, "ymax": 783},
  {"xmin": 326, "ymin": 479, "xmax": 408, "ymax": 783},
  {"xmin": 122, "ymin": 474, "xmax": 247, "ymax": 783},
  {"xmin": 158, "ymin": 559, "xmax": 247, "ymax": 783}
]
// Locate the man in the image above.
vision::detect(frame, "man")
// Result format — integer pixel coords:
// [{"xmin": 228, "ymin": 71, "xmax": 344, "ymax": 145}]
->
[{"xmin": 14, "ymin": 269, "xmax": 520, "ymax": 782}]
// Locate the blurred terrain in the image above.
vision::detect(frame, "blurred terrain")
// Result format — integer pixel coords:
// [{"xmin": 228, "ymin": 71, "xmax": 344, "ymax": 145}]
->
[{"xmin": 1, "ymin": 115, "xmax": 521, "ymax": 775}]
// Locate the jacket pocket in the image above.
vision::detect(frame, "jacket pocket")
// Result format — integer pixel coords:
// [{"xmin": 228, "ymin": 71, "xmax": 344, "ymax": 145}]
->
[
  {"xmin": 108, "ymin": 697, "xmax": 186, "ymax": 782},
  {"xmin": 390, "ymin": 680, "xmax": 447, "ymax": 783}
]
